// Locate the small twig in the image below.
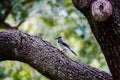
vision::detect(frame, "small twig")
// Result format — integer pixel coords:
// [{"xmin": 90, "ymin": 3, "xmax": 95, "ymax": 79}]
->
[{"xmin": 15, "ymin": 19, "xmax": 25, "ymax": 29}]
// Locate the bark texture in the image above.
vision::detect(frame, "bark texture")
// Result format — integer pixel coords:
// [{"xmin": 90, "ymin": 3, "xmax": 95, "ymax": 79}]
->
[
  {"xmin": 0, "ymin": 30, "xmax": 112, "ymax": 80},
  {"xmin": 73, "ymin": 0, "xmax": 120, "ymax": 79}
]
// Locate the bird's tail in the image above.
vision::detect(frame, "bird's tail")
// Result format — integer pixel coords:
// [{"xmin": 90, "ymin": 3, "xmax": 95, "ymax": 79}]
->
[{"xmin": 69, "ymin": 48, "xmax": 77, "ymax": 56}]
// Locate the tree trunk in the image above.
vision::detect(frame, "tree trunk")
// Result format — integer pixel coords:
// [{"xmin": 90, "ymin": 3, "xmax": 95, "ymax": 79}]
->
[
  {"xmin": 0, "ymin": 30, "xmax": 112, "ymax": 80},
  {"xmin": 73, "ymin": 0, "xmax": 120, "ymax": 79}
]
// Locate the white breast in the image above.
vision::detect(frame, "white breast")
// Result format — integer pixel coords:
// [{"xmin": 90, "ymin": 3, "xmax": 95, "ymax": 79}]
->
[{"xmin": 59, "ymin": 43, "xmax": 68, "ymax": 51}]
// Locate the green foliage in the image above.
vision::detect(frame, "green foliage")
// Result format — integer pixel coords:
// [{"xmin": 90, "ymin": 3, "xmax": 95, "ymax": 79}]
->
[
  {"xmin": 0, "ymin": 0, "xmax": 110, "ymax": 80},
  {"xmin": 11, "ymin": 0, "xmax": 28, "ymax": 20}
]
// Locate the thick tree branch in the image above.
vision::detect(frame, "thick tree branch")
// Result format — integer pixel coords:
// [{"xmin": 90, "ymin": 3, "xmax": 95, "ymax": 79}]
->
[{"xmin": 0, "ymin": 30, "xmax": 112, "ymax": 80}]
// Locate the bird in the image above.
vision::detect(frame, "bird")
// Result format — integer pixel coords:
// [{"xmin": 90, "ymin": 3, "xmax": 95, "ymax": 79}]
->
[{"xmin": 56, "ymin": 36, "xmax": 77, "ymax": 56}]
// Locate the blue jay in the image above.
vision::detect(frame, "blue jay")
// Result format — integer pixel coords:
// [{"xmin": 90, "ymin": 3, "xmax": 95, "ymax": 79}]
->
[{"xmin": 56, "ymin": 36, "xmax": 77, "ymax": 56}]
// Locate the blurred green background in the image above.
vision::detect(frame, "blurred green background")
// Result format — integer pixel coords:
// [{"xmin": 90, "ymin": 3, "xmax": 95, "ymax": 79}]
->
[{"xmin": 0, "ymin": 0, "xmax": 110, "ymax": 80}]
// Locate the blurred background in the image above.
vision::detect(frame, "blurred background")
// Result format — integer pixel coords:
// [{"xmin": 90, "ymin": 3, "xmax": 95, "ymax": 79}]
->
[{"xmin": 0, "ymin": 0, "xmax": 110, "ymax": 80}]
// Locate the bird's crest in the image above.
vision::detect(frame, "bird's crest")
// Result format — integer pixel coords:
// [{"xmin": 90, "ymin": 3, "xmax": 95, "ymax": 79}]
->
[{"xmin": 56, "ymin": 36, "xmax": 62, "ymax": 39}]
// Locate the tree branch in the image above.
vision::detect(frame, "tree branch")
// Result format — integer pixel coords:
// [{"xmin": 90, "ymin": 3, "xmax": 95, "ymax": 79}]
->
[
  {"xmin": 0, "ymin": 19, "xmax": 25, "ymax": 30},
  {"xmin": 0, "ymin": 22, "xmax": 16, "ymax": 29},
  {"xmin": 0, "ymin": 1, "xmax": 26, "ymax": 30},
  {"xmin": 0, "ymin": 0, "xmax": 12, "ymax": 22},
  {"xmin": 2, "ymin": 5, "xmax": 12, "ymax": 22},
  {"xmin": 0, "ymin": 30, "xmax": 112, "ymax": 80}
]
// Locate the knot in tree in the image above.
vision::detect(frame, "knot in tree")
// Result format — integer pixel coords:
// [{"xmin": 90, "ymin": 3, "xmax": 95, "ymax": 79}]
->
[{"xmin": 91, "ymin": 0, "xmax": 112, "ymax": 22}]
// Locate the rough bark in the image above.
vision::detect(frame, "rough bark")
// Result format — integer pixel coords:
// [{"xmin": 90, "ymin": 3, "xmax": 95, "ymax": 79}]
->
[
  {"xmin": 0, "ymin": 30, "xmax": 112, "ymax": 80},
  {"xmin": 73, "ymin": 0, "xmax": 120, "ymax": 79}
]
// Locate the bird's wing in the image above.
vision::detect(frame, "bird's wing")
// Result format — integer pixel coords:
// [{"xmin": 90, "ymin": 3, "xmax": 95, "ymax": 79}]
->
[
  {"xmin": 62, "ymin": 42, "xmax": 70, "ymax": 49},
  {"xmin": 62, "ymin": 42, "xmax": 77, "ymax": 56}
]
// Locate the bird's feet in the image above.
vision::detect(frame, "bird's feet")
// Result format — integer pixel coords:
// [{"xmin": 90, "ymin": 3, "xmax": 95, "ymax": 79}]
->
[{"xmin": 62, "ymin": 49, "xmax": 66, "ymax": 53}]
